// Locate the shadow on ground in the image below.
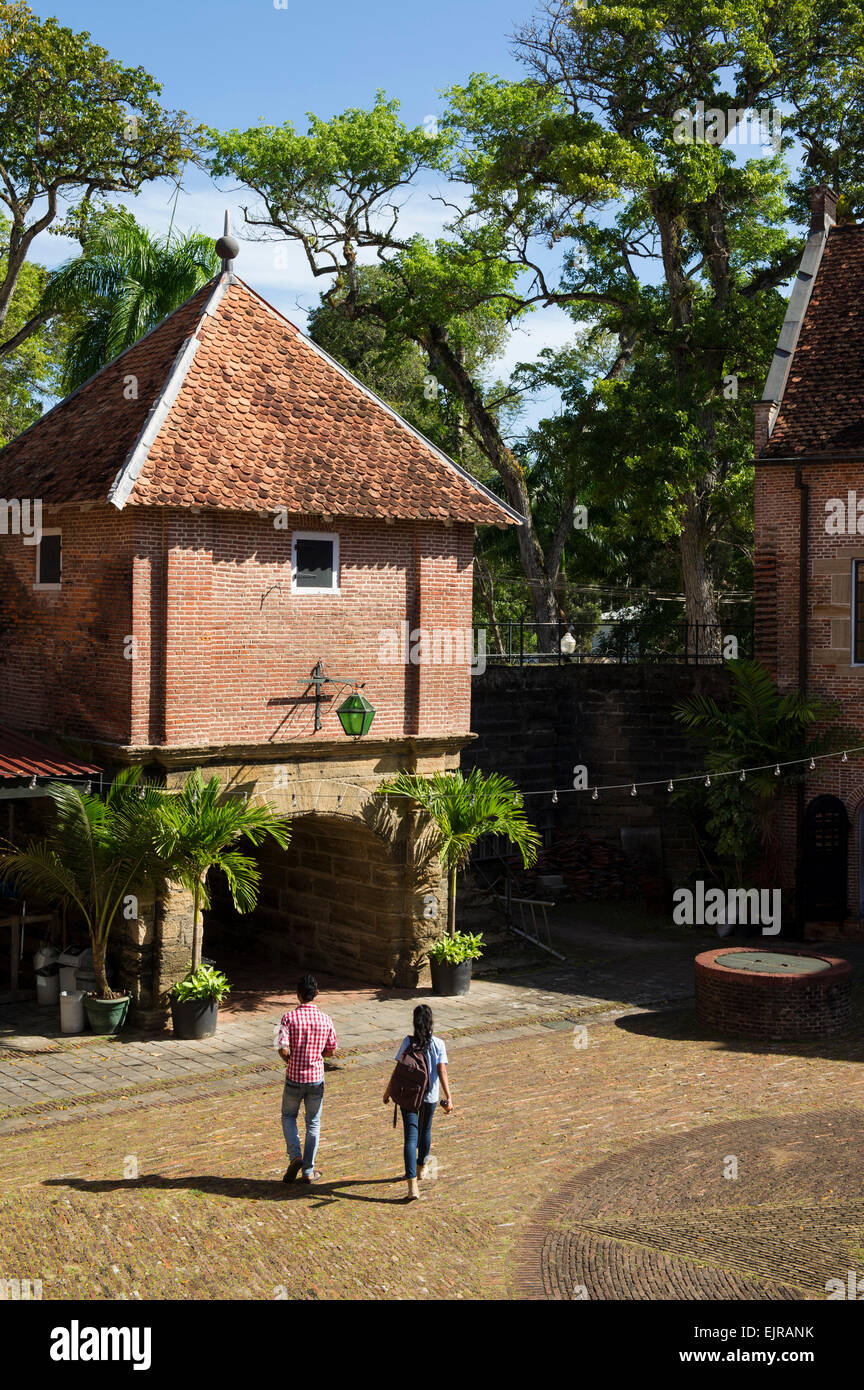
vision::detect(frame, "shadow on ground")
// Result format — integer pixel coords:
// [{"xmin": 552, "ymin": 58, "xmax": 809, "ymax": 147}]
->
[
  {"xmin": 43, "ymin": 1174, "xmax": 411, "ymax": 1206},
  {"xmin": 615, "ymin": 986, "xmax": 864, "ymax": 1063}
]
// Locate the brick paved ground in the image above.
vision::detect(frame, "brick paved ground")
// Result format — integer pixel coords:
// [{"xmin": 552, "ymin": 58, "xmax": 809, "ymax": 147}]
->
[
  {"xmin": 1, "ymin": 963, "xmax": 863, "ymax": 1300},
  {"xmin": 0, "ymin": 912, "xmax": 714, "ymax": 1113}
]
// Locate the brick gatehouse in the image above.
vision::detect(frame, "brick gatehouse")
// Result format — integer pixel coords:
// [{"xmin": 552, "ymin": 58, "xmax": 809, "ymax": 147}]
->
[{"xmin": 0, "ymin": 262, "xmax": 519, "ymax": 1022}]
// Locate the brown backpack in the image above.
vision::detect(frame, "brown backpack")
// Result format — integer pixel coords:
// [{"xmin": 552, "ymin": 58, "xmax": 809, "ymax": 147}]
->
[{"xmin": 388, "ymin": 1041, "xmax": 430, "ymax": 1125}]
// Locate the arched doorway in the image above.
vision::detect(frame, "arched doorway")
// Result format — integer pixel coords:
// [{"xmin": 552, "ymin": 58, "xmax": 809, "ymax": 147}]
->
[
  {"xmin": 803, "ymin": 795, "xmax": 849, "ymax": 920},
  {"xmin": 203, "ymin": 811, "xmax": 434, "ymax": 986}
]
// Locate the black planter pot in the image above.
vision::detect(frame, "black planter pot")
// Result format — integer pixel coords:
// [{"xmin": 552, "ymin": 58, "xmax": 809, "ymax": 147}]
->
[
  {"xmin": 171, "ymin": 997, "xmax": 220, "ymax": 1039},
  {"xmin": 429, "ymin": 959, "xmax": 473, "ymax": 997}
]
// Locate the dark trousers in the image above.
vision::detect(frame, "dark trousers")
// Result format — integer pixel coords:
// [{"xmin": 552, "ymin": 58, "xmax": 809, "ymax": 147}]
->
[{"xmin": 400, "ymin": 1101, "xmax": 436, "ymax": 1178}]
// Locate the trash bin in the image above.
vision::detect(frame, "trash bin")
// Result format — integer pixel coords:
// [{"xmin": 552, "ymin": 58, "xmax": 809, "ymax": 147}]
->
[
  {"xmin": 59, "ymin": 990, "xmax": 86, "ymax": 1035},
  {"xmin": 34, "ymin": 943, "xmax": 59, "ymax": 972},
  {"xmin": 35, "ymin": 963, "xmax": 61, "ymax": 1007},
  {"xmin": 58, "ymin": 946, "xmax": 87, "ymax": 993}
]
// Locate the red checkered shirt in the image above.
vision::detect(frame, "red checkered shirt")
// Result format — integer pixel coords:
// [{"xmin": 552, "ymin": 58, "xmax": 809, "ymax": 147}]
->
[{"xmin": 277, "ymin": 1003, "xmax": 338, "ymax": 1084}]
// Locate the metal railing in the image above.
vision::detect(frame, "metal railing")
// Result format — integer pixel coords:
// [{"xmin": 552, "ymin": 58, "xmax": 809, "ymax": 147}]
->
[{"xmin": 482, "ymin": 620, "xmax": 753, "ymax": 667}]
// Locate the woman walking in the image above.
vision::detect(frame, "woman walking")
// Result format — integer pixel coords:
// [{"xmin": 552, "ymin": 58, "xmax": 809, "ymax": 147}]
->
[{"xmin": 384, "ymin": 1004, "xmax": 452, "ymax": 1201}]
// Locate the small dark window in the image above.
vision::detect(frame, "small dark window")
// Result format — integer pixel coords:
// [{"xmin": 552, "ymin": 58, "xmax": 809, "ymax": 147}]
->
[
  {"xmin": 292, "ymin": 533, "xmax": 338, "ymax": 593},
  {"xmin": 37, "ymin": 533, "xmax": 61, "ymax": 586},
  {"xmin": 855, "ymin": 561, "xmax": 864, "ymax": 664}
]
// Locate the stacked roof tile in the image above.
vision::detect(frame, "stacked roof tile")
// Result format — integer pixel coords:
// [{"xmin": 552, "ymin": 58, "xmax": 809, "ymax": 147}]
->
[
  {"xmin": 762, "ymin": 224, "xmax": 864, "ymax": 459},
  {"xmin": 0, "ymin": 276, "xmax": 519, "ymax": 527}
]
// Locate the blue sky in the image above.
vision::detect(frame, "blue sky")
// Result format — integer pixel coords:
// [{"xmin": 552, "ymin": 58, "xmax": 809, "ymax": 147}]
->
[
  {"xmin": 32, "ymin": 3, "xmax": 797, "ymax": 429},
  {"xmin": 35, "ymin": 0, "xmax": 573, "ymax": 420},
  {"xmin": 44, "ymin": 0, "xmax": 524, "ymax": 130}
]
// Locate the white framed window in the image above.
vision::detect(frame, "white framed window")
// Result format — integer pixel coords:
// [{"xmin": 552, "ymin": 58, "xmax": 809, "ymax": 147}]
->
[
  {"xmin": 291, "ymin": 531, "xmax": 339, "ymax": 595},
  {"xmin": 34, "ymin": 530, "xmax": 62, "ymax": 591},
  {"xmin": 854, "ymin": 560, "xmax": 864, "ymax": 665}
]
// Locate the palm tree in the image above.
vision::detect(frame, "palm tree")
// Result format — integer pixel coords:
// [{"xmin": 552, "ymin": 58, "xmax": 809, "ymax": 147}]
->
[
  {"xmin": 43, "ymin": 208, "xmax": 220, "ymax": 394},
  {"xmin": 675, "ymin": 659, "xmax": 847, "ymax": 883},
  {"xmin": 380, "ymin": 768, "xmax": 540, "ymax": 935},
  {"xmin": 156, "ymin": 770, "xmax": 292, "ymax": 976},
  {"xmin": 0, "ymin": 767, "xmax": 171, "ymax": 998}
]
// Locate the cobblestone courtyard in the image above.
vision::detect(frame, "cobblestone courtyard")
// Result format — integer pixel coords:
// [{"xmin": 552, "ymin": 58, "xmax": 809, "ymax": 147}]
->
[{"xmin": 1, "ymin": 922, "xmax": 863, "ymax": 1301}]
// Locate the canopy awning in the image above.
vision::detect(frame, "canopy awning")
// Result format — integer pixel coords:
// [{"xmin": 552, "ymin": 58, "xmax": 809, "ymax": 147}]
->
[{"xmin": 0, "ymin": 727, "xmax": 102, "ymax": 784}]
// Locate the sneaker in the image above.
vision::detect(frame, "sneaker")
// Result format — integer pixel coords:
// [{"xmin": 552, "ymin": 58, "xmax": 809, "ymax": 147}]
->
[
  {"xmin": 418, "ymin": 1161, "xmax": 432, "ymax": 1180},
  {"xmin": 282, "ymin": 1158, "xmax": 303, "ymax": 1183},
  {"xmin": 301, "ymin": 1170, "xmax": 320, "ymax": 1184}
]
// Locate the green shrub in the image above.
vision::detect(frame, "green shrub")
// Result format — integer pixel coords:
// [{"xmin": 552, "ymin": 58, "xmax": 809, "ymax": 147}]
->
[
  {"xmin": 428, "ymin": 931, "xmax": 484, "ymax": 965},
  {"xmin": 171, "ymin": 965, "xmax": 230, "ymax": 1004}
]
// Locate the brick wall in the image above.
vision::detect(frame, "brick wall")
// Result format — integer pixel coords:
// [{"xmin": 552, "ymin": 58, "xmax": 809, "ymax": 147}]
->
[
  {"xmin": 0, "ymin": 507, "xmax": 476, "ymax": 749},
  {"xmin": 755, "ymin": 459, "xmax": 864, "ymax": 918},
  {"xmin": 0, "ymin": 506, "xmax": 133, "ymax": 742},
  {"xmin": 465, "ymin": 663, "xmax": 732, "ymax": 879}
]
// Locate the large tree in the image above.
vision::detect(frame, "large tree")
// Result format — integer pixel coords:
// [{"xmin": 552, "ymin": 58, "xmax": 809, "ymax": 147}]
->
[
  {"xmin": 0, "ymin": 216, "xmax": 68, "ymax": 444},
  {"xmin": 0, "ymin": 1, "xmax": 197, "ymax": 364},
  {"xmin": 209, "ymin": 5, "xmax": 864, "ymax": 634},
  {"xmin": 208, "ymin": 97, "xmax": 635, "ymax": 642},
  {"xmin": 442, "ymin": 0, "xmax": 864, "ymax": 633}
]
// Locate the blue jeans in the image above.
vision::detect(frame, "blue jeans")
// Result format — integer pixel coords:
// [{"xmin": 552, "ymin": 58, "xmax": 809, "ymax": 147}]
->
[
  {"xmin": 281, "ymin": 1080, "xmax": 325, "ymax": 1177},
  {"xmin": 400, "ymin": 1102, "xmax": 436, "ymax": 1179}
]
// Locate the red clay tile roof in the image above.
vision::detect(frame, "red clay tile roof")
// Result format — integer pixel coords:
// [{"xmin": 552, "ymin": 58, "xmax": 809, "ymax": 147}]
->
[
  {"xmin": 0, "ymin": 276, "xmax": 520, "ymax": 526},
  {"xmin": 762, "ymin": 224, "xmax": 864, "ymax": 459},
  {"xmin": 0, "ymin": 727, "xmax": 101, "ymax": 782}
]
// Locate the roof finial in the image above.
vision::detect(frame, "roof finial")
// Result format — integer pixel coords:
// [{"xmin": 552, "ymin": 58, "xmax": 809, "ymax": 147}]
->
[{"xmin": 215, "ymin": 209, "xmax": 239, "ymax": 274}]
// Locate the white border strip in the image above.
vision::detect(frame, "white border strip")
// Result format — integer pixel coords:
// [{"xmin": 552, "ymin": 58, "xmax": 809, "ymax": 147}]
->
[
  {"xmin": 107, "ymin": 277, "xmax": 233, "ymax": 510},
  {"xmin": 760, "ymin": 225, "xmax": 832, "ymax": 432}
]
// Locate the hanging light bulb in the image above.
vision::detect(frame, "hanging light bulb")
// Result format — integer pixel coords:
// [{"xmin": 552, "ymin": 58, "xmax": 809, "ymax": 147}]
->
[
  {"xmin": 667, "ymin": 780, "xmax": 674, "ymax": 792},
  {"xmin": 842, "ymin": 751, "xmax": 849, "ymax": 763},
  {"xmin": 591, "ymin": 787, "xmax": 598, "ymax": 801},
  {"xmin": 552, "ymin": 789, "xmax": 558, "ymax": 804},
  {"xmin": 739, "ymin": 770, "xmax": 746, "ymax": 782},
  {"xmin": 631, "ymin": 784, "xmax": 637, "ymax": 796},
  {"xmin": 336, "ymin": 793, "xmax": 343, "ymax": 808},
  {"xmin": 705, "ymin": 775, "xmax": 711, "ymax": 787},
  {"xmin": 809, "ymin": 757, "xmax": 816, "ymax": 770},
  {"xmin": 774, "ymin": 764, "xmax": 781, "ymax": 777}
]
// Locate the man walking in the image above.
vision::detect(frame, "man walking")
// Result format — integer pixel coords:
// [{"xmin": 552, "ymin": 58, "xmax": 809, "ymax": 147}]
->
[{"xmin": 277, "ymin": 974, "xmax": 338, "ymax": 1184}]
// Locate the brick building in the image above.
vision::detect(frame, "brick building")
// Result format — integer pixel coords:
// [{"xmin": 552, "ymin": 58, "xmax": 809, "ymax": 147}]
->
[
  {"xmin": 0, "ymin": 266, "xmax": 518, "ymax": 1020},
  {"xmin": 755, "ymin": 185, "xmax": 864, "ymax": 933}
]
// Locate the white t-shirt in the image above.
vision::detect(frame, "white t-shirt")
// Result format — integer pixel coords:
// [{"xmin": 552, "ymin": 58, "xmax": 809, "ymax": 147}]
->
[{"xmin": 395, "ymin": 1034, "xmax": 448, "ymax": 1104}]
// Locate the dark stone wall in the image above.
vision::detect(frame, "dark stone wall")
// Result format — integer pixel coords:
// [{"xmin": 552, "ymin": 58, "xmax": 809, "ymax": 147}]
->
[{"xmin": 464, "ymin": 663, "xmax": 732, "ymax": 880}]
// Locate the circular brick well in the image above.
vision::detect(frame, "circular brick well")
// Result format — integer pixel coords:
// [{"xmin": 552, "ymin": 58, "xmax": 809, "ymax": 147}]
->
[{"xmin": 694, "ymin": 947, "xmax": 852, "ymax": 1040}]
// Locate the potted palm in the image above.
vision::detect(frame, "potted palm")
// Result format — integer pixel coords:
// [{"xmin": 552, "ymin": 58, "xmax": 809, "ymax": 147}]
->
[
  {"xmin": 380, "ymin": 768, "xmax": 541, "ymax": 995},
  {"xmin": 0, "ymin": 768, "xmax": 169, "ymax": 1033},
  {"xmin": 156, "ymin": 770, "xmax": 291, "ymax": 1037}
]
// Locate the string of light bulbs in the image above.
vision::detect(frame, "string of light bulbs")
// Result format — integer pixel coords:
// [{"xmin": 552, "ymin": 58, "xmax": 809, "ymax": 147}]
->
[{"xmin": 521, "ymin": 744, "xmax": 864, "ymax": 805}]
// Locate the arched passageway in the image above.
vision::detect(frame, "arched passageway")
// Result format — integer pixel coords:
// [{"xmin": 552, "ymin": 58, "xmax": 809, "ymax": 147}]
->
[{"xmin": 204, "ymin": 811, "xmax": 435, "ymax": 986}]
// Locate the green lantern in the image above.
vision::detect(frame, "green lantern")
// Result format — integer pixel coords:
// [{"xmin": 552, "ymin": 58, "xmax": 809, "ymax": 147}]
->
[{"xmin": 337, "ymin": 689, "xmax": 376, "ymax": 737}]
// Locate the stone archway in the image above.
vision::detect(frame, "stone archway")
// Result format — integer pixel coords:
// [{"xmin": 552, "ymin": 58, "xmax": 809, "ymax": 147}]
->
[
  {"xmin": 204, "ymin": 805, "xmax": 443, "ymax": 987},
  {"xmin": 115, "ymin": 750, "xmax": 456, "ymax": 1024}
]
